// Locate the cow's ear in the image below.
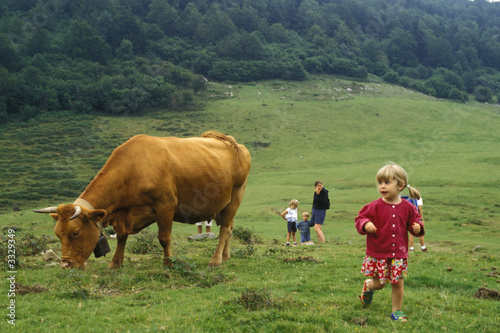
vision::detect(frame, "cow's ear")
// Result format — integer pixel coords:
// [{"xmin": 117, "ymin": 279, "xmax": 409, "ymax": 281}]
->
[
  {"xmin": 89, "ymin": 209, "xmax": 107, "ymax": 222},
  {"xmin": 50, "ymin": 213, "xmax": 58, "ymax": 221}
]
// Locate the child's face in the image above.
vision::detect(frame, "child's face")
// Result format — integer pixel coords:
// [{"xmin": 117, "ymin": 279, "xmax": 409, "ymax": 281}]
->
[
  {"xmin": 378, "ymin": 177, "xmax": 403, "ymax": 203},
  {"xmin": 302, "ymin": 214, "xmax": 308, "ymax": 221}
]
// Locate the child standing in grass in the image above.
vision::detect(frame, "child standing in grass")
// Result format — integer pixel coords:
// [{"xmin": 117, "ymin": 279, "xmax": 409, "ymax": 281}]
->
[
  {"xmin": 297, "ymin": 212, "xmax": 314, "ymax": 245},
  {"xmin": 402, "ymin": 188, "xmax": 427, "ymax": 252},
  {"xmin": 355, "ymin": 164, "xmax": 425, "ymax": 322},
  {"xmin": 281, "ymin": 199, "xmax": 299, "ymax": 246}
]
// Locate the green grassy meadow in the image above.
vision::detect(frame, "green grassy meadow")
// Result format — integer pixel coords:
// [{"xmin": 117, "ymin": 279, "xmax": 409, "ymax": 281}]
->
[{"xmin": 1, "ymin": 75, "xmax": 499, "ymax": 332}]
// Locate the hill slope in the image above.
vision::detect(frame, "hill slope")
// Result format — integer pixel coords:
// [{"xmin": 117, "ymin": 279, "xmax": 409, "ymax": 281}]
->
[{"xmin": 2, "ymin": 75, "xmax": 499, "ymax": 251}]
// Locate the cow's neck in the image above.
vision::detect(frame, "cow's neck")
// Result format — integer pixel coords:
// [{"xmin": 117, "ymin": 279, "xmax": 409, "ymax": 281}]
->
[
  {"xmin": 77, "ymin": 171, "xmax": 128, "ymax": 213},
  {"xmin": 73, "ymin": 198, "xmax": 94, "ymax": 210}
]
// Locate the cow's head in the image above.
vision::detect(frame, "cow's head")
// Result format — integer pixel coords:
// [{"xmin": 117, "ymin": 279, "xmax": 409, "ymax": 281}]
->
[{"xmin": 34, "ymin": 204, "xmax": 106, "ymax": 269}]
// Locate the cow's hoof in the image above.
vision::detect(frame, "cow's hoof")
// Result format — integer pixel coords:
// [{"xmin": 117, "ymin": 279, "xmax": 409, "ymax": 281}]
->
[
  {"xmin": 208, "ymin": 261, "xmax": 221, "ymax": 268},
  {"xmin": 108, "ymin": 262, "xmax": 121, "ymax": 269}
]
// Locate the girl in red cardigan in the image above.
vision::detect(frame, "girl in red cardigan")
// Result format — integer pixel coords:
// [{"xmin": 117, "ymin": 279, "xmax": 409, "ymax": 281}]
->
[{"xmin": 355, "ymin": 164, "xmax": 424, "ymax": 322}]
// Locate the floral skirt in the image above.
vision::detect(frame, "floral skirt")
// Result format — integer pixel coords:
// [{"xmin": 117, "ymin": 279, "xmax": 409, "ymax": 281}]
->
[{"xmin": 361, "ymin": 256, "xmax": 408, "ymax": 284}]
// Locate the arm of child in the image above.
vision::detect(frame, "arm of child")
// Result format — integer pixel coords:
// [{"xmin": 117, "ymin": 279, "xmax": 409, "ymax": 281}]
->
[
  {"xmin": 355, "ymin": 202, "xmax": 377, "ymax": 235},
  {"xmin": 411, "ymin": 222, "xmax": 424, "ymax": 235},
  {"xmin": 364, "ymin": 221, "xmax": 377, "ymax": 233},
  {"xmin": 409, "ymin": 206, "xmax": 424, "ymax": 236},
  {"xmin": 281, "ymin": 210, "xmax": 288, "ymax": 220}
]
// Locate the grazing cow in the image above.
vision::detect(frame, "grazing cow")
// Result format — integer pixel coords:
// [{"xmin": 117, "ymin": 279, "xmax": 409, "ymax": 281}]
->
[{"xmin": 34, "ymin": 131, "xmax": 251, "ymax": 269}]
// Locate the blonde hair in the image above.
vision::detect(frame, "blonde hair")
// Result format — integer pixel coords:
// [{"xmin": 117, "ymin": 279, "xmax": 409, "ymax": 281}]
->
[
  {"xmin": 376, "ymin": 163, "xmax": 420, "ymax": 198},
  {"xmin": 289, "ymin": 199, "xmax": 299, "ymax": 208},
  {"xmin": 302, "ymin": 211, "xmax": 309, "ymax": 218}
]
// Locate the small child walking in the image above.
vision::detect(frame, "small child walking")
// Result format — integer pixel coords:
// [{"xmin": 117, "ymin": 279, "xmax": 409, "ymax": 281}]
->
[
  {"xmin": 402, "ymin": 188, "xmax": 427, "ymax": 252},
  {"xmin": 281, "ymin": 199, "xmax": 299, "ymax": 246},
  {"xmin": 296, "ymin": 212, "xmax": 314, "ymax": 245},
  {"xmin": 355, "ymin": 164, "xmax": 424, "ymax": 322}
]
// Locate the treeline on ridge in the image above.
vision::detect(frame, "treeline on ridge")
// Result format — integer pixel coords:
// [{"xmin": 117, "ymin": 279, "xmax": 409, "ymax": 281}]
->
[{"xmin": 1, "ymin": 0, "xmax": 500, "ymax": 123}]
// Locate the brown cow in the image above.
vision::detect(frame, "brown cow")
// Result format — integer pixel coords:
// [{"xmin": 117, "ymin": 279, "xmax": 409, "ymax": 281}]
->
[{"xmin": 34, "ymin": 131, "xmax": 251, "ymax": 269}]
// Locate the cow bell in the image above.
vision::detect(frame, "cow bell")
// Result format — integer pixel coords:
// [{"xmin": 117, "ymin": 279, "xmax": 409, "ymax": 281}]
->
[{"xmin": 93, "ymin": 234, "xmax": 110, "ymax": 258}]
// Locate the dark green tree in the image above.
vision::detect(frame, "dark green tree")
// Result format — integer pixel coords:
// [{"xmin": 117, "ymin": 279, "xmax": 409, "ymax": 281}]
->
[
  {"xmin": 474, "ymin": 86, "xmax": 493, "ymax": 103},
  {"xmin": 65, "ymin": 20, "xmax": 111, "ymax": 64},
  {"xmin": 386, "ymin": 28, "xmax": 418, "ymax": 67}
]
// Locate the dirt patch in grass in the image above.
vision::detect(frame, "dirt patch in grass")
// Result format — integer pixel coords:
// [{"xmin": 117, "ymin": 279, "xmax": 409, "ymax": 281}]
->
[
  {"xmin": 15, "ymin": 283, "xmax": 48, "ymax": 295},
  {"xmin": 282, "ymin": 256, "xmax": 321, "ymax": 263},
  {"xmin": 475, "ymin": 287, "xmax": 500, "ymax": 300}
]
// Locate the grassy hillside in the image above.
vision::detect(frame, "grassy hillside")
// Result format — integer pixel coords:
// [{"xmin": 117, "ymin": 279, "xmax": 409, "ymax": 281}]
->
[{"xmin": 1, "ymin": 75, "xmax": 499, "ymax": 332}]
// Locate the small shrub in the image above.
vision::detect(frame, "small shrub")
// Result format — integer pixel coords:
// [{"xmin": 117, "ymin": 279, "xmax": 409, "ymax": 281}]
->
[
  {"xmin": 197, "ymin": 268, "xmax": 233, "ymax": 288},
  {"xmin": 383, "ymin": 70, "xmax": 399, "ymax": 84},
  {"xmin": 264, "ymin": 246, "xmax": 290, "ymax": 256},
  {"xmin": 65, "ymin": 269, "xmax": 90, "ymax": 299},
  {"xmin": 238, "ymin": 288, "xmax": 274, "ymax": 310},
  {"xmin": 232, "ymin": 225, "xmax": 263, "ymax": 244},
  {"xmin": 128, "ymin": 230, "xmax": 162, "ymax": 256},
  {"xmin": 231, "ymin": 244, "xmax": 256, "ymax": 257},
  {"xmin": 18, "ymin": 233, "xmax": 51, "ymax": 256},
  {"xmin": 59, "ymin": 179, "xmax": 85, "ymax": 191},
  {"xmin": 168, "ymin": 256, "xmax": 200, "ymax": 280},
  {"xmin": 474, "ymin": 86, "xmax": 493, "ymax": 103}
]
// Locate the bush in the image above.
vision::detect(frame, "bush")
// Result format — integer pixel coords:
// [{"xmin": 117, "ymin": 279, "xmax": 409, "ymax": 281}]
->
[
  {"xmin": 237, "ymin": 288, "xmax": 274, "ymax": 310},
  {"xmin": 474, "ymin": 86, "xmax": 493, "ymax": 103},
  {"xmin": 399, "ymin": 76, "xmax": 411, "ymax": 88},
  {"xmin": 232, "ymin": 225, "xmax": 263, "ymax": 244},
  {"xmin": 372, "ymin": 62, "xmax": 389, "ymax": 76},
  {"xmin": 448, "ymin": 88, "xmax": 468, "ymax": 103},
  {"xmin": 59, "ymin": 179, "xmax": 85, "ymax": 191},
  {"xmin": 383, "ymin": 70, "xmax": 399, "ymax": 84},
  {"xmin": 128, "ymin": 230, "xmax": 162, "ymax": 255}
]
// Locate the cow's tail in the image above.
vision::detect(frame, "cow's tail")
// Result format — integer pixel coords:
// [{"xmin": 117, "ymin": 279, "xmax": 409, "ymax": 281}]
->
[{"xmin": 202, "ymin": 131, "xmax": 241, "ymax": 153}]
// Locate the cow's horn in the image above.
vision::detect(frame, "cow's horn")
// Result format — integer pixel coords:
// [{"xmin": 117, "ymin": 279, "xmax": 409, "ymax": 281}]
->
[
  {"xmin": 33, "ymin": 207, "xmax": 58, "ymax": 214},
  {"xmin": 70, "ymin": 205, "xmax": 82, "ymax": 220}
]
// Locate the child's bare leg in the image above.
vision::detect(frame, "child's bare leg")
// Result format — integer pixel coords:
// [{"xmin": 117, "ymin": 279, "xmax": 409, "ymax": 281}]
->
[
  {"xmin": 367, "ymin": 276, "xmax": 385, "ymax": 291},
  {"xmin": 419, "ymin": 236, "xmax": 425, "ymax": 247},
  {"xmin": 292, "ymin": 232, "xmax": 296, "ymax": 243},
  {"xmin": 286, "ymin": 233, "xmax": 290, "ymax": 243},
  {"xmin": 409, "ymin": 234, "xmax": 414, "ymax": 248},
  {"xmin": 391, "ymin": 279, "xmax": 404, "ymax": 312}
]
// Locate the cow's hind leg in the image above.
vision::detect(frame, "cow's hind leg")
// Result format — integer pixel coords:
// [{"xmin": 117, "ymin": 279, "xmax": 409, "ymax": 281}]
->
[
  {"xmin": 157, "ymin": 216, "xmax": 174, "ymax": 266},
  {"xmin": 209, "ymin": 222, "xmax": 233, "ymax": 267},
  {"xmin": 209, "ymin": 182, "xmax": 247, "ymax": 267},
  {"xmin": 109, "ymin": 233, "xmax": 128, "ymax": 269}
]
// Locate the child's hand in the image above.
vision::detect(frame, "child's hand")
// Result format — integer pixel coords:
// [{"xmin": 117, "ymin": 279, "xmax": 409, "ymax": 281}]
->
[
  {"xmin": 412, "ymin": 222, "xmax": 421, "ymax": 234},
  {"xmin": 364, "ymin": 222, "xmax": 377, "ymax": 233}
]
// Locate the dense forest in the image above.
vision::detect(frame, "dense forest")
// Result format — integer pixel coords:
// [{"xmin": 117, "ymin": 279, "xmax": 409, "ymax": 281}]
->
[{"xmin": 1, "ymin": 0, "xmax": 500, "ymax": 123}]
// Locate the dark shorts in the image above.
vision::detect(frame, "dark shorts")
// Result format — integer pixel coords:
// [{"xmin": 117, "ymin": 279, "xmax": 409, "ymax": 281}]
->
[
  {"xmin": 311, "ymin": 208, "xmax": 326, "ymax": 225},
  {"xmin": 287, "ymin": 221, "xmax": 297, "ymax": 233}
]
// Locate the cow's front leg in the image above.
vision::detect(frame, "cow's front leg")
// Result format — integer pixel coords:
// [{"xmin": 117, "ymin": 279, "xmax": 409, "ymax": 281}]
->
[
  {"xmin": 109, "ymin": 233, "xmax": 128, "ymax": 269},
  {"xmin": 222, "ymin": 226, "xmax": 232, "ymax": 262},
  {"xmin": 157, "ymin": 222, "xmax": 173, "ymax": 266}
]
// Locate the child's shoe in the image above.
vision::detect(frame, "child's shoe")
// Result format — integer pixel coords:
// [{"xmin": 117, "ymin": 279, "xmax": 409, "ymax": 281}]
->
[
  {"xmin": 421, "ymin": 246, "xmax": 427, "ymax": 252},
  {"xmin": 391, "ymin": 310, "xmax": 408, "ymax": 322},
  {"xmin": 359, "ymin": 279, "xmax": 374, "ymax": 307},
  {"xmin": 293, "ymin": 242, "xmax": 297, "ymax": 246},
  {"xmin": 286, "ymin": 242, "xmax": 290, "ymax": 246},
  {"xmin": 409, "ymin": 247, "xmax": 415, "ymax": 251}
]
